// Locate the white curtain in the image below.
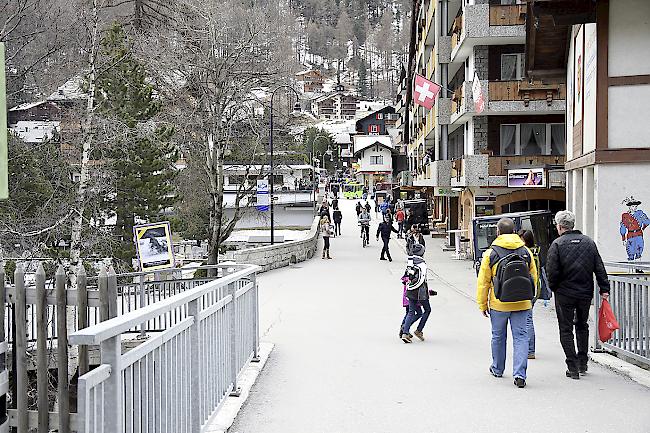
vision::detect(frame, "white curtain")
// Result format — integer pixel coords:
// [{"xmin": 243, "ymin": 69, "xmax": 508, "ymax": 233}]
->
[
  {"xmin": 500, "ymin": 124, "xmax": 516, "ymax": 155},
  {"xmin": 501, "ymin": 55, "xmax": 517, "ymax": 80},
  {"xmin": 521, "ymin": 124, "xmax": 545, "ymax": 155},
  {"xmin": 551, "ymin": 124, "xmax": 566, "ymax": 155}
]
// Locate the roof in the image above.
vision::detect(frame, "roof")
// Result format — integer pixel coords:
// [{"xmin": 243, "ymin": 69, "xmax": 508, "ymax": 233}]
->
[
  {"xmin": 48, "ymin": 76, "xmax": 88, "ymax": 101},
  {"xmin": 10, "ymin": 121, "xmax": 60, "ymax": 143},
  {"xmin": 353, "ymin": 138, "xmax": 397, "ymax": 157},
  {"xmin": 295, "ymin": 69, "xmax": 322, "ymax": 76},
  {"xmin": 314, "ymin": 91, "xmax": 358, "ymax": 104},
  {"xmin": 352, "ymin": 135, "xmax": 393, "ymax": 153},
  {"xmin": 9, "ymin": 100, "xmax": 48, "ymax": 111}
]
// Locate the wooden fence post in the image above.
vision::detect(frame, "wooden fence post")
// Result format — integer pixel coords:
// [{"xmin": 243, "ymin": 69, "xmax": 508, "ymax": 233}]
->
[
  {"xmin": 0, "ymin": 261, "xmax": 8, "ymax": 429},
  {"xmin": 107, "ymin": 266, "xmax": 117, "ymax": 320},
  {"xmin": 56, "ymin": 265, "xmax": 70, "ymax": 433},
  {"xmin": 99, "ymin": 267, "xmax": 109, "ymax": 322},
  {"xmin": 14, "ymin": 265, "xmax": 27, "ymax": 433},
  {"xmin": 77, "ymin": 264, "xmax": 89, "ymax": 376},
  {"xmin": 35, "ymin": 264, "xmax": 49, "ymax": 433}
]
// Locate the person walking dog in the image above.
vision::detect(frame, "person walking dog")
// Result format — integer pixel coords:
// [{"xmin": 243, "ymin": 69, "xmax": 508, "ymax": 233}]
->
[
  {"xmin": 545, "ymin": 210, "xmax": 610, "ymax": 379},
  {"xmin": 477, "ymin": 217, "xmax": 537, "ymax": 389}
]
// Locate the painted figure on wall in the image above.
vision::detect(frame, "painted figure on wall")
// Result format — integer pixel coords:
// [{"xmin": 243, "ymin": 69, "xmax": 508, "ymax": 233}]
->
[{"xmin": 620, "ymin": 197, "xmax": 650, "ymax": 261}]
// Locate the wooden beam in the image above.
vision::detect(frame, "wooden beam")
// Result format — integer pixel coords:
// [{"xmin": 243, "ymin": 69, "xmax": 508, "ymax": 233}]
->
[
  {"xmin": 609, "ymin": 75, "xmax": 650, "ymax": 87},
  {"xmin": 595, "ymin": 0, "xmax": 609, "ymax": 150}
]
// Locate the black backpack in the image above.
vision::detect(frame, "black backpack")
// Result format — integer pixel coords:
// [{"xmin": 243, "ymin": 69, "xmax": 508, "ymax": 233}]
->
[{"xmin": 490, "ymin": 245, "xmax": 534, "ymax": 302}]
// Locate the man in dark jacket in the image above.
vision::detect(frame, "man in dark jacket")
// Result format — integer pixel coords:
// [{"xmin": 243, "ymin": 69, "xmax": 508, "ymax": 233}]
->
[
  {"xmin": 546, "ymin": 210, "xmax": 610, "ymax": 379},
  {"xmin": 377, "ymin": 214, "xmax": 398, "ymax": 261}
]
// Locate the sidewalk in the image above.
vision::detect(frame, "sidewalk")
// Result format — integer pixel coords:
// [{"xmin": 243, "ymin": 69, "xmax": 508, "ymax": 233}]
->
[{"xmin": 229, "ymin": 200, "xmax": 650, "ymax": 433}]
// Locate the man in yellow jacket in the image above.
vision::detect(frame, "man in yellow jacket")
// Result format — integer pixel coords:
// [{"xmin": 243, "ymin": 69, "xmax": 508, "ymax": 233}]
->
[{"xmin": 477, "ymin": 218, "xmax": 538, "ymax": 388}]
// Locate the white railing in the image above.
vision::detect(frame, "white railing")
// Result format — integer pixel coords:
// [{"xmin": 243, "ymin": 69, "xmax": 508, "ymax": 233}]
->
[{"xmin": 69, "ymin": 264, "xmax": 260, "ymax": 433}]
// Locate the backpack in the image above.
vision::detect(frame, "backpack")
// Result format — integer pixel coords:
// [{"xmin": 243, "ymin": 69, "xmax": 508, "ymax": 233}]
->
[{"xmin": 490, "ymin": 245, "xmax": 534, "ymax": 302}]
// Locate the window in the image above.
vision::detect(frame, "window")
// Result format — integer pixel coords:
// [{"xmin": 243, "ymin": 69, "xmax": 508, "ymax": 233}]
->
[
  {"xmin": 376, "ymin": 113, "xmax": 384, "ymax": 120},
  {"xmin": 501, "ymin": 53, "xmax": 525, "ymax": 81},
  {"xmin": 369, "ymin": 124, "xmax": 380, "ymax": 134},
  {"xmin": 370, "ymin": 155, "xmax": 384, "ymax": 165},
  {"xmin": 499, "ymin": 123, "xmax": 566, "ymax": 155}
]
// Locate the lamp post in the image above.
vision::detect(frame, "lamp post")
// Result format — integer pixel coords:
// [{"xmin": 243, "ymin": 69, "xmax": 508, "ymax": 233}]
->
[
  {"xmin": 269, "ymin": 84, "xmax": 300, "ymax": 245},
  {"xmin": 311, "ymin": 134, "xmax": 330, "ymax": 212}
]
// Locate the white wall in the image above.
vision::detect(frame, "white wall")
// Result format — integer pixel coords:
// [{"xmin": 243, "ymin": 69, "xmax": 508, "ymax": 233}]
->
[
  {"xmin": 592, "ymin": 163, "xmax": 650, "ymax": 262},
  {"xmin": 608, "ymin": 0, "xmax": 650, "ymax": 77},
  {"xmin": 608, "ymin": 84, "xmax": 650, "ymax": 149},
  {"xmin": 358, "ymin": 146, "xmax": 393, "ymax": 173}
]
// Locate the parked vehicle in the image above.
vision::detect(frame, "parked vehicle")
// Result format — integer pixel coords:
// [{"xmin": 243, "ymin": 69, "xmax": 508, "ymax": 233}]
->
[
  {"xmin": 403, "ymin": 199, "xmax": 430, "ymax": 234},
  {"xmin": 472, "ymin": 210, "xmax": 558, "ymax": 273}
]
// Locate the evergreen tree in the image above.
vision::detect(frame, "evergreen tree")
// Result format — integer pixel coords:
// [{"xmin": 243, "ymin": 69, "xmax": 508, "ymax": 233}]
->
[
  {"xmin": 95, "ymin": 23, "xmax": 178, "ymax": 267},
  {"xmin": 357, "ymin": 60, "xmax": 369, "ymax": 97}
]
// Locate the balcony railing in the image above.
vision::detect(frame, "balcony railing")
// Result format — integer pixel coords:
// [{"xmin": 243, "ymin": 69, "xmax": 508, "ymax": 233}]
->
[
  {"xmin": 489, "ymin": 4, "xmax": 526, "ymax": 26},
  {"xmin": 450, "ymin": 13, "xmax": 463, "ymax": 51},
  {"xmin": 489, "ymin": 80, "xmax": 566, "ymax": 106},
  {"xmin": 488, "ymin": 155, "xmax": 566, "ymax": 176}
]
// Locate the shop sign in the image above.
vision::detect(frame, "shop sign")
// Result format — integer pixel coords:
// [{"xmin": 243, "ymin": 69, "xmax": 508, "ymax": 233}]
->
[
  {"xmin": 507, "ymin": 168, "xmax": 546, "ymax": 188},
  {"xmin": 435, "ymin": 188, "xmax": 460, "ymax": 197}
]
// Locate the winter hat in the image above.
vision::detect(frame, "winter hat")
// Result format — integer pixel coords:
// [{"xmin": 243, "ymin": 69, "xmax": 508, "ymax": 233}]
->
[{"xmin": 410, "ymin": 243, "xmax": 425, "ymax": 257}]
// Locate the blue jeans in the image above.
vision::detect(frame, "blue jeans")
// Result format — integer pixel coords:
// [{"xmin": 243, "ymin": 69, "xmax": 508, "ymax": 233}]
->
[
  {"xmin": 403, "ymin": 299, "xmax": 431, "ymax": 334},
  {"xmin": 527, "ymin": 307, "xmax": 535, "ymax": 356},
  {"xmin": 489, "ymin": 309, "xmax": 529, "ymax": 379}
]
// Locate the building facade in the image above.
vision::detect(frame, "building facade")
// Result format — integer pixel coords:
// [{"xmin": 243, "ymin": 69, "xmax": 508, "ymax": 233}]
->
[
  {"xmin": 527, "ymin": 0, "xmax": 650, "ymax": 263},
  {"xmin": 312, "ymin": 88, "xmax": 359, "ymax": 120},
  {"xmin": 352, "ymin": 135, "xmax": 396, "ymax": 189},
  {"xmin": 402, "ymin": 0, "xmax": 567, "ymax": 254}
]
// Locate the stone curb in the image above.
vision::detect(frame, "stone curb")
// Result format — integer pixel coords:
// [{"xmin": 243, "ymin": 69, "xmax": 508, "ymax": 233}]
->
[
  {"xmin": 589, "ymin": 351, "xmax": 650, "ymax": 389},
  {"xmin": 203, "ymin": 342, "xmax": 275, "ymax": 432}
]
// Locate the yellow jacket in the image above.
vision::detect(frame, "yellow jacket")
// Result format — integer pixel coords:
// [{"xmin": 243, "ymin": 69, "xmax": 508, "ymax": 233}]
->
[{"xmin": 476, "ymin": 234, "xmax": 538, "ymax": 312}]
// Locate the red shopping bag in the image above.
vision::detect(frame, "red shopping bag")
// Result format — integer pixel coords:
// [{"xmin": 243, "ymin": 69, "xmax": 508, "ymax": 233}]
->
[{"xmin": 598, "ymin": 299, "xmax": 620, "ymax": 342}]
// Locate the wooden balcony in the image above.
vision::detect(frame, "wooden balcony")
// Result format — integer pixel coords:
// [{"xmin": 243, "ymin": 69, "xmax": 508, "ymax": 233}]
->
[
  {"xmin": 451, "ymin": 14, "xmax": 463, "ymax": 51},
  {"xmin": 488, "ymin": 155, "xmax": 566, "ymax": 177},
  {"xmin": 488, "ymin": 80, "xmax": 566, "ymax": 106},
  {"xmin": 489, "ymin": 4, "xmax": 526, "ymax": 26}
]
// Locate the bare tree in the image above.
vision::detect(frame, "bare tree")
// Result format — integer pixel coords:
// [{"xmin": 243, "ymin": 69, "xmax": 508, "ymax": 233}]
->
[{"xmin": 141, "ymin": 0, "xmax": 297, "ymax": 266}]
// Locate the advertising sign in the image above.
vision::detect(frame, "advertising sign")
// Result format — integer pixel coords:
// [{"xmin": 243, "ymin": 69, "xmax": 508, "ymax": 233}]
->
[
  {"xmin": 134, "ymin": 222, "xmax": 175, "ymax": 271},
  {"xmin": 507, "ymin": 168, "xmax": 546, "ymax": 188},
  {"xmin": 0, "ymin": 43, "xmax": 8, "ymax": 200},
  {"xmin": 256, "ymin": 179, "xmax": 270, "ymax": 211}
]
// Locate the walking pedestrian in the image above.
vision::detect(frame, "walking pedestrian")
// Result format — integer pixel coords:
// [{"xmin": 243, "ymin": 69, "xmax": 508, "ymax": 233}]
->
[
  {"xmin": 356, "ymin": 201, "xmax": 362, "ymax": 217},
  {"xmin": 401, "ymin": 243, "xmax": 432, "ymax": 343},
  {"xmin": 545, "ymin": 210, "xmax": 610, "ymax": 379},
  {"xmin": 399, "ymin": 274, "xmax": 422, "ymax": 339},
  {"xmin": 332, "ymin": 205, "xmax": 342, "ymax": 236},
  {"xmin": 396, "ymin": 207, "xmax": 405, "ymax": 239},
  {"xmin": 364, "ymin": 201, "xmax": 372, "ymax": 214},
  {"xmin": 406, "ymin": 224, "xmax": 426, "ymax": 254},
  {"xmin": 320, "ymin": 215, "xmax": 333, "ymax": 259},
  {"xmin": 518, "ymin": 229, "xmax": 541, "ymax": 359},
  {"xmin": 376, "ymin": 214, "xmax": 398, "ymax": 261},
  {"xmin": 477, "ymin": 217, "xmax": 537, "ymax": 388},
  {"xmin": 318, "ymin": 200, "xmax": 331, "ymax": 221}
]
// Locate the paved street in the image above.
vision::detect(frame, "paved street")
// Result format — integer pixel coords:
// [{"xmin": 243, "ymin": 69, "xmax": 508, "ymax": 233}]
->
[{"xmin": 231, "ymin": 199, "xmax": 650, "ymax": 433}]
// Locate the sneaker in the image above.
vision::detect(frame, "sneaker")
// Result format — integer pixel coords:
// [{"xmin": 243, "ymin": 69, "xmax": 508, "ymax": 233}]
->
[
  {"xmin": 401, "ymin": 333, "xmax": 412, "ymax": 343},
  {"xmin": 489, "ymin": 367, "xmax": 502, "ymax": 378},
  {"xmin": 579, "ymin": 365, "xmax": 588, "ymax": 374},
  {"xmin": 528, "ymin": 353, "xmax": 536, "ymax": 359},
  {"xmin": 380, "ymin": 257, "xmax": 387, "ymax": 261},
  {"xmin": 388, "ymin": 257, "xmax": 393, "ymax": 262},
  {"xmin": 566, "ymin": 370, "xmax": 580, "ymax": 380},
  {"xmin": 413, "ymin": 330, "xmax": 424, "ymax": 341},
  {"xmin": 514, "ymin": 377, "xmax": 526, "ymax": 388}
]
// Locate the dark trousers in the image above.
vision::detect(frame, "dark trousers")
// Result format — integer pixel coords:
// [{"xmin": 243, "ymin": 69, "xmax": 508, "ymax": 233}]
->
[
  {"xmin": 397, "ymin": 222, "xmax": 404, "ymax": 238},
  {"xmin": 380, "ymin": 237, "xmax": 392, "ymax": 260},
  {"xmin": 334, "ymin": 222, "xmax": 341, "ymax": 235},
  {"xmin": 323, "ymin": 237, "xmax": 330, "ymax": 250},
  {"xmin": 403, "ymin": 298, "xmax": 431, "ymax": 334},
  {"xmin": 555, "ymin": 292, "xmax": 591, "ymax": 372},
  {"xmin": 401, "ymin": 305, "xmax": 421, "ymax": 331}
]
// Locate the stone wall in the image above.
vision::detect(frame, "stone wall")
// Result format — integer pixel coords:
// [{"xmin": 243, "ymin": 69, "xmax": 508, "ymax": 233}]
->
[
  {"xmin": 220, "ymin": 216, "xmax": 320, "ymax": 272},
  {"xmin": 473, "ymin": 116, "xmax": 488, "ymax": 153}
]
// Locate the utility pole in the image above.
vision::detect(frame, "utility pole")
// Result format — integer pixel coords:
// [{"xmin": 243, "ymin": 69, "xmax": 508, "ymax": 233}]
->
[{"xmin": 0, "ymin": 43, "xmax": 8, "ymax": 200}]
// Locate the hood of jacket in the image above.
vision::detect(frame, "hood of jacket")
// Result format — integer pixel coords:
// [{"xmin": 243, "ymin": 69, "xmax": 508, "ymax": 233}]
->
[{"xmin": 492, "ymin": 233, "xmax": 526, "ymax": 250}]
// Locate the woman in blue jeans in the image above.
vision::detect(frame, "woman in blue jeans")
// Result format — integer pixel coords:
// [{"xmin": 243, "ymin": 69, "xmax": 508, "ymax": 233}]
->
[{"xmin": 519, "ymin": 230, "xmax": 540, "ymax": 359}]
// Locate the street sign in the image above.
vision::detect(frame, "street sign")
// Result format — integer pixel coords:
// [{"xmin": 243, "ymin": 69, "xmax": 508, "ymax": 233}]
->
[
  {"xmin": 0, "ymin": 43, "xmax": 8, "ymax": 200},
  {"xmin": 256, "ymin": 179, "xmax": 270, "ymax": 211}
]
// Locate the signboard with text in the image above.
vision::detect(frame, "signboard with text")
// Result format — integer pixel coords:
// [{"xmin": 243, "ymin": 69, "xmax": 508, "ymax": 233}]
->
[
  {"xmin": 256, "ymin": 179, "xmax": 270, "ymax": 211},
  {"xmin": 507, "ymin": 168, "xmax": 546, "ymax": 188},
  {"xmin": 134, "ymin": 222, "xmax": 175, "ymax": 271}
]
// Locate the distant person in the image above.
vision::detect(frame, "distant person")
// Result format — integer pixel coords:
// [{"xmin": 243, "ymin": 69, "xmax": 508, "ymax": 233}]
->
[
  {"xmin": 358, "ymin": 207, "xmax": 371, "ymax": 241},
  {"xmin": 319, "ymin": 200, "xmax": 330, "ymax": 221},
  {"xmin": 320, "ymin": 215, "xmax": 334, "ymax": 259},
  {"xmin": 477, "ymin": 217, "xmax": 537, "ymax": 389},
  {"xmin": 399, "ymin": 273, "xmax": 421, "ymax": 339},
  {"xmin": 396, "ymin": 207, "xmax": 406, "ymax": 239},
  {"xmin": 364, "ymin": 201, "xmax": 372, "ymax": 214},
  {"xmin": 376, "ymin": 214, "xmax": 399, "ymax": 262},
  {"xmin": 518, "ymin": 229, "xmax": 541, "ymax": 359},
  {"xmin": 356, "ymin": 201, "xmax": 362, "ymax": 217},
  {"xmin": 545, "ymin": 210, "xmax": 610, "ymax": 379},
  {"xmin": 331, "ymin": 196, "xmax": 339, "ymax": 210},
  {"xmin": 401, "ymin": 243, "xmax": 433, "ymax": 343},
  {"xmin": 406, "ymin": 224, "xmax": 426, "ymax": 254},
  {"xmin": 332, "ymin": 205, "xmax": 343, "ymax": 236}
]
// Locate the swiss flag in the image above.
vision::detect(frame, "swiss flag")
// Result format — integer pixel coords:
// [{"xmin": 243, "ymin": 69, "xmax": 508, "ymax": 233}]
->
[{"xmin": 413, "ymin": 74, "xmax": 440, "ymax": 110}]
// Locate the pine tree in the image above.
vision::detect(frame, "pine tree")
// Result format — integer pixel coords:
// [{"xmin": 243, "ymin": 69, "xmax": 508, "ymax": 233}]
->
[
  {"xmin": 357, "ymin": 60, "xmax": 369, "ymax": 97},
  {"xmin": 95, "ymin": 23, "xmax": 178, "ymax": 266}
]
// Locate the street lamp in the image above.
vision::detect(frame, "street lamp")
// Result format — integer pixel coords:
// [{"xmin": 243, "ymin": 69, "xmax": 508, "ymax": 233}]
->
[
  {"xmin": 311, "ymin": 134, "xmax": 331, "ymax": 211},
  {"xmin": 269, "ymin": 84, "xmax": 300, "ymax": 245}
]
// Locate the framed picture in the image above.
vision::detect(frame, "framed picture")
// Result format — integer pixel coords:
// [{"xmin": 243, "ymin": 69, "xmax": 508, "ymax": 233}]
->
[{"xmin": 134, "ymin": 221, "xmax": 175, "ymax": 271}]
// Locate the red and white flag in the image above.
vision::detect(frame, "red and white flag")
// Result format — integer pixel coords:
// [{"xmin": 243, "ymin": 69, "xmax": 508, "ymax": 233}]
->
[
  {"xmin": 413, "ymin": 74, "xmax": 440, "ymax": 110},
  {"xmin": 472, "ymin": 73, "xmax": 485, "ymax": 114}
]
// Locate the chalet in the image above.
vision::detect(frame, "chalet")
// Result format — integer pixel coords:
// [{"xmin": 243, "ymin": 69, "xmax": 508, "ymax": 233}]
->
[
  {"xmin": 295, "ymin": 69, "xmax": 324, "ymax": 93},
  {"xmin": 312, "ymin": 86, "xmax": 359, "ymax": 120},
  {"xmin": 355, "ymin": 106, "xmax": 398, "ymax": 135},
  {"xmin": 352, "ymin": 135, "xmax": 397, "ymax": 189}
]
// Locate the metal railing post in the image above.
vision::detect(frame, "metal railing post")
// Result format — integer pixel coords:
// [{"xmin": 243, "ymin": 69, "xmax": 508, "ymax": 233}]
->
[
  {"xmin": 228, "ymin": 280, "xmax": 240, "ymax": 397},
  {"xmin": 251, "ymin": 273, "xmax": 260, "ymax": 362},
  {"xmin": 187, "ymin": 298, "xmax": 201, "ymax": 432},
  {"xmin": 592, "ymin": 278, "xmax": 604, "ymax": 352},
  {"xmin": 101, "ymin": 336, "xmax": 122, "ymax": 433},
  {"xmin": 139, "ymin": 274, "xmax": 146, "ymax": 337}
]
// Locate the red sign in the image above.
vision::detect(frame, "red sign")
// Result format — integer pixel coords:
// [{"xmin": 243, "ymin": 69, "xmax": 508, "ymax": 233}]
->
[{"xmin": 413, "ymin": 74, "xmax": 440, "ymax": 110}]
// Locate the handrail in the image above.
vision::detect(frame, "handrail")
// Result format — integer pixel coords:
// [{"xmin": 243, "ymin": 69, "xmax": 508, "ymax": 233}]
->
[
  {"xmin": 69, "ymin": 264, "xmax": 260, "ymax": 345},
  {"xmin": 604, "ymin": 261, "xmax": 650, "ymax": 272},
  {"xmin": 88, "ymin": 263, "xmax": 247, "ymax": 280}
]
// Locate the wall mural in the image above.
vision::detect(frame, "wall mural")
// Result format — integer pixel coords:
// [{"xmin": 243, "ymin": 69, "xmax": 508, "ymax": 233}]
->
[{"xmin": 620, "ymin": 196, "xmax": 650, "ymax": 261}]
